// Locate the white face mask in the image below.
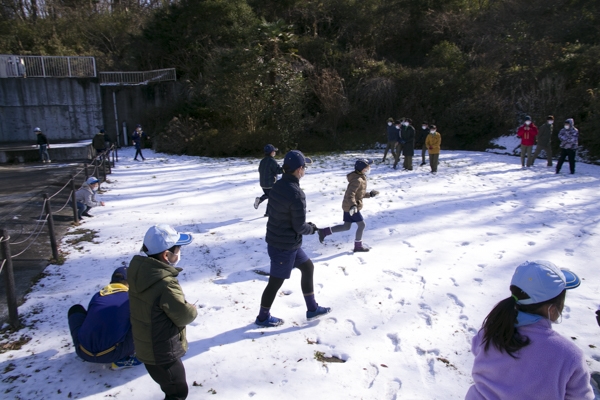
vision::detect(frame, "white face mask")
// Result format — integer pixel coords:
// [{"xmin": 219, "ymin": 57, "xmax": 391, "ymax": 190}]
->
[
  {"xmin": 525, "ymin": 121, "xmax": 531, "ymax": 125},
  {"xmin": 395, "ymin": 125, "xmax": 400, "ymax": 129},
  {"xmin": 364, "ymin": 168, "xmax": 371, "ymax": 175},
  {"xmin": 430, "ymin": 130, "xmax": 436, "ymax": 134},
  {"xmin": 422, "ymin": 125, "xmax": 427, "ymax": 129},
  {"xmin": 564, "ymin": 125, "xmax": 570, "ymax": 130},
  {"xmin": 167, "ymin": 251, "xmax": 181, "ymax": 266},
  {"xmin": 388, "ymin": 122, "xmax": 392, "ymax": 126},
  {"xmin": 547, "ymin": 120, "xmax": 553, "ymax": 124},
  {"xmin": 403, "ymin": 122, "xmax": 409, "ymax": 126}
]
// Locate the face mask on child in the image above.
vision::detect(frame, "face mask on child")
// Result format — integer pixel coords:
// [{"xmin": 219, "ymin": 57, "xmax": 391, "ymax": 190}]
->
[
  {"xmin": 547, "ymin": 120, "xmax": 553, "ymax": 124},
  {"xmin": 388, "ymin": 122, "xmax": 392, "ymax": 126},
  {"xmin": 525, "ymin": 121, "xmax": 531, "ymax": 126},
  {"xmin": 422, "ymin": 125, "xmax": 427, "ymax": 130},
  {"xmin": 564, "ymin": 125, "xmax": 570, "ymax": 130},
  {"xmin": 429, "ymin": 130, "xmax": 436, "ymax": 134}
]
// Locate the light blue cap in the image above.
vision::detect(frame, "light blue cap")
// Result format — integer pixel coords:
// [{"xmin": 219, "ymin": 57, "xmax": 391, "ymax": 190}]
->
[
  {"xmin": 143, "ymin": 224, "xmax": 193, "ymax": 255},
  {"xmin": 511, "ymin": 260, "xmax": 581, "ymax": 305}
]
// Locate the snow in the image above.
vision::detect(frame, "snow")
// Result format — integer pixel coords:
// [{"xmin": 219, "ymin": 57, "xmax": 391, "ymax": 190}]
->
[{"xmin": 2, "ymin": 147, "xmax": 600, "ymax": 399}]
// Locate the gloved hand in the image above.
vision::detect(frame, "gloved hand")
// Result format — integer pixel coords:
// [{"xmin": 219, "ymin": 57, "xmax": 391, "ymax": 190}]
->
[
  {"xmin": 307, "ymin": 222, "xmax": 318, "ymax": 234},
  {"xmin": 596, "ymin": 310, "xmax": 600, "ymax": 327},
  {"xmin": 370, "ymin": 190, "xmax": 379, "ymax": 197},
  {"xmin": 349, "ymin": 206, "xmax": 357, "ymax": 216}
]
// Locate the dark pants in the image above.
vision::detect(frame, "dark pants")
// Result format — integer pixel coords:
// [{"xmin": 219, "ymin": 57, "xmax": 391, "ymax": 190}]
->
[
  {"xmin": 67, "ymin": 305, "xmax": 132, "ymax": 363},
  {"xmin": 556, "ymin": 148, "xmax": 576, "ymax": 174},
  {"xmin": 145, "ymin": 359, "xmax": 189, "ymax": 400},
  {"xmin": 420, "ymin": 143, "xmax": 427, "ymax": 164},
  {"xmin": 403, "ymin": 155, "xmax": 413, "ymax": 170},
  {"xmin": 383, "ymin": 141, "xmax": 398, "ymax": 162},
  {"xmin": 259, "ymin": 188, "xmax": 270, "ymax": 203},
  {"xmin": 134, "ymin": 146, "xmax": 145, "ymax": 160},
  {"xmin": 39, "ymin": 144, "xmax": 50, "ymax": 162},
  {"xmin": 76, "ymin": 201, "xmax": 90, "ymax": 218},
  {"xmin": 429, "ymin": 153, "xmax": 439, "ymax": 172},
  {"xmin": 529, "ymin": 143, "xmax": 552, "ymax": 166}
]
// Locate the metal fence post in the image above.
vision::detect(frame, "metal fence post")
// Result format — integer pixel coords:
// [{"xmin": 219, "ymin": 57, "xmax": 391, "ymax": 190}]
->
[
  {"xmin": 43, "ymin": 194, "xmax": 59, "ymax": 261},
  {"xmin": 1, "ymin": 229, "xmax": 19, "ymax": 328},
  {"xmin": 70, "ymin": 175, "xmax": 79, "ymax": 224}
]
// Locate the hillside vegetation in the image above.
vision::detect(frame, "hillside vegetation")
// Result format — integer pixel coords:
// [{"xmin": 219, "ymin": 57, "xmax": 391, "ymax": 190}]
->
[{"xmin": 1, "ymin": 0, "xmax": 599, "ymax": 158}]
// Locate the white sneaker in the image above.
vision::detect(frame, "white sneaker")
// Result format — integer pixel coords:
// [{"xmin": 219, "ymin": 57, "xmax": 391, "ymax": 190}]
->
[{"xmin": 254, "ymin": 197, "xmax": 261, "ymax": 210}]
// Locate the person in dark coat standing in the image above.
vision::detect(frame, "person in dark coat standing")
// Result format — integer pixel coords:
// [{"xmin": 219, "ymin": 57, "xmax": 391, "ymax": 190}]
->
[
  {"xmin": 35, "ymin": 127, "xmax": 51, "ymax": 163},
  {"xmin": 528, "ymin": 116, "xmax": 554, "ymax": 167},
  {"xmin": 382, "ymin": 118, "xmax": 399, "ymax": 163},
  {"xmin": 132, "ymin": 124, "xmax": 149, "ymax": 161},
  {"xmin": 556, "ymin": 118, "xmax": 579, "ymax": 175},
  {"xmin": 401, "ymin": 118, "xmax": 416, "ymax": 170},
  {"xmin": 318, "ymin": 159, "xmax": 379, "ymax": 252},
  {"xmin": 254, "ymin": 144, "xmax": 283, "ymax": 216},
  {"xmin": 416, "ymin": 122, "xmax": 429, "ymax": 166},
  {"xmin": 67, "ymin": 267, "xmax": 140, "ymax": 369},
  {"xmin": 392, "ymin": 119, "xmax": 403, "ymax": 169},
  {"xmin": 255, "ymin": 150, "xmax": 331, "ymax": 327},
  {"xmin": 92, "ymin": 129, "xmax": 107, "ymax": 156}
]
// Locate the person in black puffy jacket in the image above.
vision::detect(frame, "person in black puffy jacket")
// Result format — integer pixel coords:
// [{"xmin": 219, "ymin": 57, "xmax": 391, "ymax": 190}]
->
[
  {"xmin": 254, "ymin": 144, "xmax": 283, "ymax": 216},
  {"xmin": 255, "ymin": 150, "xmax": 331, "ymax": 327}
]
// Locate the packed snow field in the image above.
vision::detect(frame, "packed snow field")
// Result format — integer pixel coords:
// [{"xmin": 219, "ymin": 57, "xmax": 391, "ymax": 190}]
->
[{"xmin": 1, "ymin": 144, "xmax": 600, "ymax": 399}]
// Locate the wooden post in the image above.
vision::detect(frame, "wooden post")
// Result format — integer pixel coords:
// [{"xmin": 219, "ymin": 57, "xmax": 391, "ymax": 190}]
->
[
  {"xmin": 0, "ymin": 229, "xmax": 19, "ymax": 328},
  {"xmin": 101, "ymin": 155, "xmax": 107, "ymax": 180},
  {"xmin": 70, "ymin": 175, "xmax": 79, "ymax": 224},
  {"xmin": 84, "ymin": 163, "xmax": 89, "ymax": 180},
  {"xmin": 43, "ymin": 194, "xmax": 59, "ymax": 261}
]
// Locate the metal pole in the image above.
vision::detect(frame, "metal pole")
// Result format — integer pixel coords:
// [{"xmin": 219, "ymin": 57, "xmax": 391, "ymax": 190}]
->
[
  {"xmin": 70, "ymin": 175, "xmax": 79, "ymax": 224},
  {"xmin": 1, "ymin": 229, "xmax": 19, "ymax": 328},
  {"xmin": 67, "ymin": 57, "xmax": 72, "ymax": 77},
  {"xmin": 112, "ymin": 91, "xmax": 119, "ymax": 148},
  {"xmin": 43, "ymin": 194, "xmax": 59, "ymax": 261}
]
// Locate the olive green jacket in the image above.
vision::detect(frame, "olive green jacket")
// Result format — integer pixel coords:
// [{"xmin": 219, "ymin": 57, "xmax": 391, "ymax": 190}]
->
[{"xmin": 127, "ymin": 255, "xmax": 197, "ymax": 365}]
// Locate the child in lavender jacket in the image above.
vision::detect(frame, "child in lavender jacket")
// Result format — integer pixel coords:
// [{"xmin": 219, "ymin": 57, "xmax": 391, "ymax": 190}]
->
[{"xmin": 466, "ymin": 260, "xmax": 593, "ymax": 400}]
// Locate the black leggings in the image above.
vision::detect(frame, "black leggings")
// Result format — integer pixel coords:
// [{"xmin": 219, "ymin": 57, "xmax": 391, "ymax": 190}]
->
[
  {"xmin": 332, "ymin": 220, "xmax": 366, "ymax": 241},
  {"xmin": 145, "ymin": 359, "xmax": 188, "ymax": 400},
  {"xmin": 260, "ymin": 260, "xmax": 314, "ymax": 308}
]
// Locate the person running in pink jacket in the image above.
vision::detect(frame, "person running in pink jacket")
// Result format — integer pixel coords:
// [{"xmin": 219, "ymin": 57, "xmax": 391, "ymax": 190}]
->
[{"xmin": 466, "ymin": 260, "xmax": 593, "ymax": 400}]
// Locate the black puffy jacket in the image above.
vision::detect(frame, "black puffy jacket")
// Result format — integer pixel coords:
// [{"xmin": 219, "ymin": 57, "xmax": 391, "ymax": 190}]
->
[
  {"xmin": 266, "ymin": 173, "xmax": 313, "ymax": 250},
  {"xmin": 259, "ymin": 156, "xmax": 283, "ymax": 189}
]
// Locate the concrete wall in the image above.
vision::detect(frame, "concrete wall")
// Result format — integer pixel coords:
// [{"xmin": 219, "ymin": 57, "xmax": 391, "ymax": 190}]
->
[
  {"xmin": 101, "ymin": 81, "xmax": 178, "ymax": 146},
  {"xmin": 0, "ymin": 77, "xmax": 103, "ymax": 143}
]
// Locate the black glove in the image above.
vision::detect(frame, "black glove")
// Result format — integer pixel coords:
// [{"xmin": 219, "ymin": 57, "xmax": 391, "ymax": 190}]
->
[
  {"xmin": 370, "ymin": 190, "xmax": 379, "ymax": 197},
  {"xmin": 596, "ymin": 310, "xmax": 600, "ymax": 327},
  {"xmin": 307, "ymin": 222, "xmax": 318, "ymax": 234},
  {"xmin": 349, "ymin": 206, "xmax": 357, "ymax": 216}
]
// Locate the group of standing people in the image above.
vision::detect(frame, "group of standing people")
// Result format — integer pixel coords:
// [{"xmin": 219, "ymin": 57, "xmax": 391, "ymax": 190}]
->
[
  {"xmin": 383, "ymin": 118, "xmax": 442, "ymax": 174},
  {"xmin": 517, "ymin": 115, "xmax": 580, "ymax": 174}
]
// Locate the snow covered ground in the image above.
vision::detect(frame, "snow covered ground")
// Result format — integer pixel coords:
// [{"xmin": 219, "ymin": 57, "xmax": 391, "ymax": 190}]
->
[{"xmin": 1, "ymin": 146, "xmax": 600, "ymax": 400}]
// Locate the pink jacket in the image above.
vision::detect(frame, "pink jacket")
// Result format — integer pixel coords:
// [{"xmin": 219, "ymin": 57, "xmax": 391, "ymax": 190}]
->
[
  {"xmin": 466, "ymin": 319, "xmax": 593, "ymax": 400},
  {"xmin": 517, "ymin": 124, "xmax": 539, "ymax": 146}
]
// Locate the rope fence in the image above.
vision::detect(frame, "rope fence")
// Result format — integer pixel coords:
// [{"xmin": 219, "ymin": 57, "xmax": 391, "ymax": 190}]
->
[{"xmin": 0, "ymin": 145, "xmax": 119, "ymax": 328}]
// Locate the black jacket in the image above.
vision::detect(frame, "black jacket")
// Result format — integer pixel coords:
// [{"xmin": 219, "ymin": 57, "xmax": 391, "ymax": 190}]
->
[
  {"xmin": 402, "ymin": 125, "xmax": 416, "ymax": 156},
  {"xmin": 415, "ymin": 127, "xmax": 428, "ymax": 147},
  {"xmin": 259, "ymin": 156, "xmax": 283, "ymax": 189},
  {"xmin": 36, "ymin": 133, "xmax": 48, "ymax": 145},
  {"xmin": 386, "ymin": 125, "xmax": 399, "ymax": 142},
  {"xmin": 266, "ymin": 173, "xmax": 313, "ymax": 250}
]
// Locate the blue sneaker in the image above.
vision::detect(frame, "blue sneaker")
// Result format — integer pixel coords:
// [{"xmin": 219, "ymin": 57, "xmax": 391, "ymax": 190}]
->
[
  {"xmin": 255, "ymin": 315, "xmax": 284, "ymax": 327},
  {"xmin": 306, "ymin": 306, "xmax": 331, "ymax": 321},
  {"xmin": 111, "ymin": 355, "xmax": 142, "ymax": 370}
]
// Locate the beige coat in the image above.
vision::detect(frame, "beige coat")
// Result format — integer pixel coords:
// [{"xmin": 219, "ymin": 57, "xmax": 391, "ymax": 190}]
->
[
  {"xmin": 426, "ymin": 132, "xmax": 442, "ymax": 155},
  {"xmin": 342, "ymin": 171, "xmax": 371, "ymax": 212}
]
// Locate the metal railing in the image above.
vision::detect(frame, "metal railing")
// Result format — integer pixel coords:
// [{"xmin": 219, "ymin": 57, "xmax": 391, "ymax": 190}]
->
[
  {"xmin": 0, "ymin": 55, "xmax": 96, "ymax": 78},
  {"xmin": 99, "ymin": 68, "xmax": 176, "ymax": 85}
]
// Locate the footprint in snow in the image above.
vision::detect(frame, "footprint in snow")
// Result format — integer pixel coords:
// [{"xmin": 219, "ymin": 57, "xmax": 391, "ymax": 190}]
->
[
  {"xmin": 402, "ymin": 240, "xmax": 414, "ymax": 248},
  {"xmin": 387, "ymin": 333, "xmax": 402, "ymax": 352},
  {"xmin": 363, "ymin": 363, "xmax": 380, "ymax": 389},
  {"xmin": 386, "ymin": 379, "xmax": 403, "ymax": 400},
  {"xmin": 385, "ymin": 287, "xmax": 393, "ymax": 299},
  {"xmin": 450, "ymin": 278, "xmax": 459, "ymax": 287},
  {"xmin": 383, "ymin": 270, "xmax": 403, "ymax": 279},
  {"xmin": 565, "ymin": 248, "xmax": 574, "ymax": 256},
  {"xmin": 473, "ymin": 278, "xmax": 483, "ymax": 285},
  {"xmin": 346, "ymin": 319, "xmax": 361, "ymax": 336},
  {"xmin": 447, "ymin": 293, "xmax": 465, "ymax": 308},
  {"xmin": 460, "ymin": 242, "xmax": 470, "ymax": 246},
  {"xmin": 356, "ymin": 257, "xmax": 367, "ymax": 265}
]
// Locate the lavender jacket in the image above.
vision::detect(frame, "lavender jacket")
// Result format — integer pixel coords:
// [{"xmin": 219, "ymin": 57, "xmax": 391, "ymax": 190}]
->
[{"xmin": 466, "ymin": 319, "xmax": 593, "ymax": 400}]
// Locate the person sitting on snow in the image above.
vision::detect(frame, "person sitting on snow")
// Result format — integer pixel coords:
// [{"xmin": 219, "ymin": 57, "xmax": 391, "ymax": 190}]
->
[
  {"xmin": 75, "ymin": 177, "xmax": 105, "ymax": 219},
  {"xmin": 317, "ymin": 158, "xmax": 379, "ymax": 252},
  {"xmin": 67, "ymin": 267, "xmax": 140, "ymax": 369}
]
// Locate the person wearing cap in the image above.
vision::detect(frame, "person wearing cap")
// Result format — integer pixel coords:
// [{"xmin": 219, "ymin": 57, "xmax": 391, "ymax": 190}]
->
[
  {"xmin": 516, "ymin": 115, "xmax": 538, "ymax": 168},
  {"xmin": 34, "ymin": 127, "xmax": 51, "ymax": 163},
  {"xmin": 67, "ymin": 267, "xmax": 139, "ymax": 369},
  {"xmin": 466, "ymin": 260, "xmax": 593, "ymax": 400},
  {"xmin": 132, "ymin": 124, "xmax": 149, "ymax": 161},
  {"xmin": 382, "ymin": 118, "xmax": 399, "ymax": 164},
  {"xmin": 127, "ymin": 224, "xmax": 197, "ymax": 400},
  {"xmin": 393, "ymin": 119, "xmax": 405, "ymax": 169},
  {"xmin": 528, "ymin": 115, "xmax": 554, "ymax": 167},
  {"xmin": 92, "ymin": 129, "xmax": 107, "ymax": 156},
  {"xmin": 254, "ymin": 144, "xmax": 283, "ymax": 216},
  {"xmin": 401, "ymin": 118, "xmax": 416, "ymax": 171},
  {"xmin": 425, "ymin": 125, "xmax": 442, "ymax": 174},
  {"xmin": 556, "ymin": 118, "xmax": 579, "ymax": 175},
  {"xmin": 318, "ymin": 158, "xmax": 379, "ymax": 252},
  {"xmin": 416, "ymin": 122, "xmax": 429, "ymax": 167},
  {"xmin": 75, "ymin": 177, "xmax": 105, "ymax": 219},
  {"xmin": 256, "ymin": 150, "xmax": 331, "ymax": 327}
]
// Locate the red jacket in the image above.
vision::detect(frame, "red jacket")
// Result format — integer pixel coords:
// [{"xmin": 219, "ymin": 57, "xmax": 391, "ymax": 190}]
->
[{"xmin": 517, "ymin": 124, "xmax": 538, "ymax": 146}]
